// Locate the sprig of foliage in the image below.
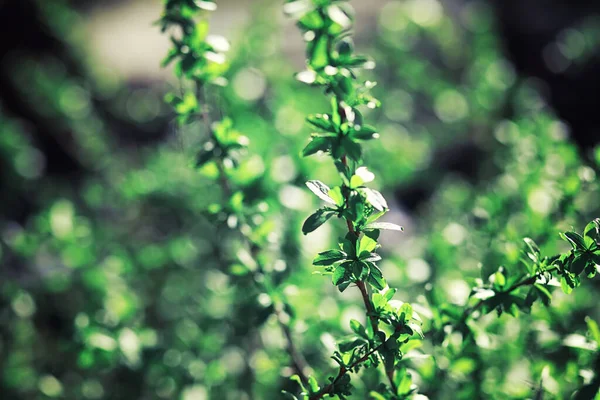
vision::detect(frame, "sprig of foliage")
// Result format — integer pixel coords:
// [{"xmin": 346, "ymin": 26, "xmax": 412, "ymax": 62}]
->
[
  {"xmin": 159, "ymin": 0, "xmax": 309, "ymax": 383},
  {"xmin": 286, "ymin": 1, "xmax": 599, "ymax": 399},
  {"xmin": 285, "ymin": 1, "xmax": 422, "ymax": 398},
  {"xmin": 457, "ymin": 219, "xmax": 600, "ymax": 327}
]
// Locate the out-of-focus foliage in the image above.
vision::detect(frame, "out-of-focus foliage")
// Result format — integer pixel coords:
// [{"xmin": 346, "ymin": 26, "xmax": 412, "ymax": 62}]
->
[{"xmin": 0, "ymin": 0, "xmax": 598, "ymax": 399}]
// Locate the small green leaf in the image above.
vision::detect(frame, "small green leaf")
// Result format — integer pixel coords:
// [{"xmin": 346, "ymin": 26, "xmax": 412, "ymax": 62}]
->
[
  {"xmin": 494, "ymin": 270, "xmax": 506, "ymax": 288},
  {"xmin": 306, "ymin": 180, "xmax": 336, "ymax": 204},
  {"xmin": 561, "ymin": 275, "xmax": 573, "ymax": 294},
  {"xmin": 302, "ymin": 209, "xmax": 336, "ymax": 235},
  {"xmin": 309, "ymin": 34, "xmax": 329, "ymax": 70},
  {"xmin": 396, "ymin": 370, "xmax": 413, "ymax": 395},
  {"xmin": 298, "ymin": 10, "xmax": 324, "ymax": 30},
  {"xmin": 349, "ymin": 175, "xmax": 363, "ymax": 189},
  {"xmin": 289, "ymin": 374, "xmax": 306, "ymax": 392},
  {"xmin": 586, "ymin": 316, "xmax": 600, "ymax": 344},
  {"xmin": 358, "ymin": 188, "xmax": 388, "ymax": 211},
  {"xmin": 352, "ymin": 260, "xmax": 369, "ymax": 280},
  {"xmin": 570, "ymin": 255, "xmax": 588, "ymax": 276},
  {"xmin": 338, "ymin": 281, "xmax": 351, "ymax": 292},
  {"xmin": 350, "ymin": 319, "xmax": 367, "ymax": 338},
  {"xmin": 357, "ymin": 234, "xmax": 377, "ymax": 255},
  {"xmin": 350, "ymin": 124, "xmax": 378, "ymax": 140},
  {"xmin": 361, "ymin": 253, "xmax": 381, "ymax": 262},
  {"xmin": 368, "ymin": 263, "xmax": 386, "ymax": 290},
  {"xmin": 313, "ymin": 249, "xmax": 347, "ymax": 266},
  {"xmin": 332, "ymin": 263, "xmax": 350, "ymax": 285},
  {"xmin": 562, "ymin": 231, "xmax": 587, "ymax": 251},
  {"xmin": 364, "ymin": 222, "xmax": 403, "ymax": 231},
  {"xmin": 307, "ymin": 376, "xmax": 320, "ymax": 393},
  {"xmin": 398, "ymin": 303, "xmax": 413, "ymax": 322},
  {"xmin": 583, "ymin": 219, "xmax": 600, "ymax": 241},
  {"xmin": 302, "ymin": 137, "xmax": 330, "ymax": 157},
  {"xmin": 523, "ymin": 237, "xmax": 540, "ymax": 262},
  {"xmin": 384, "ymin": 288, "xmax": 396, "ymax": 301},
  {"xmin": 328, "ymin": 186, "xmax": 345, "ymax": 207},
  {"xmin": 307, "ymin": 114, "xmax": 335, "ymax": 132}
]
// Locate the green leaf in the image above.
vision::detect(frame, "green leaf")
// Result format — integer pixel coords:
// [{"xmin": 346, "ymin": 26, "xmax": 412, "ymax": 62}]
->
[
  {"xmin": 398, "ymin": 303, "xmax": 413, "ymax": 322},
  {"xmin": 372, "ymin": 292, "xmax": 386, "ymax": 310},
  {"xmin": 307, "ymin": 114, "xmax": 336, "ymax": 132},
  {"xmin": 352, "ymin": 260, "xmax": 370, "ymax": 280},
  {"xmin": 384, "ymin": 288, "xmax": 396, "ymax": 301},
  {"xmin": 302, "ymin": 137, "xmax": 330, "ymax": 157},
  {"xmin": 313, "ymin": 249, "xmax": 347, "ymax": 266},
  {"xmin": 328, "ymin": 186, "xmax": 345, "ymax": 207},
  {"xmin": 396, "ymin": 370, "xmax": 413, "ymax": 395},
  {"xmin": 561, "ymin": 275, "xmax": 573, "ymax": 294},
  {"xmin": 364, "ymin": 222, "xmax": 403, "ymax": 232},
  {"xmin": 350, "ymin": 124, "xmax": 378, "ymax": 140},
  {"xmin": 369, "ymin": 391, "xmax": 387, "ymax": 400},
  {"xmin": 365, "ymin": 210, "xmax": 387, "ymax": 225},
  {"xmin": 357, "ymin": 234, "xmax": 377, "ymax": 255},
  {"xmin": 570, "ymin": 254, "xmax": 588, "ymax": 275},
  {"xmin": 332, "ymin": 263, "xmax": 350, "ymax": 285},
  {"xmin": 289, "ymin": 374, "xmax": 306, "ymax": 392},
  {"xmin": 523, "ymin": 237, "xmax": 540, "ymax": 262},
  {"xmin": 368, "ymin": 263, "xmax": 386, "ymax": 290},
  {"xmin": 361, "ymin": 253, "xmax": 381, "ymax": 262},
  {"xmin": 341, "ymin": 235, "xmax": 356, "ymax": 259},
  {"xmin": 307, "ymin": 376, "xmax": 320, "ymax": 393},
  {"xmin": 327, "ymin": 4, "xmax": 353, "ymax": 32},
  {"xmin": 494, "ymin": 270, "xmax": 506, "ymax": 288},
  {"xmin": 586, "ymin": 316, "xmax": 600, "ymax": 344},
  {"xmin": 358, "ymin": 188, "xmax": 388, "ymax": 211},
  {"xmin": 350, "ymin": 319, "xmax": 367, "ymax": 338},
  {"xmin": 298, "ymin": 10, "xmax": 324, "ymax": 30},
  {"xmin": 302, "ymin": 209, "xmax": 336, "ymax": 235},
  {"xmin": 306, "ymin": 180, "xmax": 336, "ymax": 204},
  {"xmin": 337, "ymin": 281, "xmax": 352, "ymax": 293},
  {"xmin": 309, "ymin": 34, "xmax": 329, "ymax": 70},
  {"xmin": 562, "ymin": 231, "xmax": 587, "ymax": 251},
  {"xmin": 583, "ymin": 219, "xmax": 600, "ymax": 241}
]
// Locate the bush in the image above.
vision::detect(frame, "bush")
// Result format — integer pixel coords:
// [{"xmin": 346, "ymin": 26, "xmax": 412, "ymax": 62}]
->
[{"xmin": 0, "ymin": 0, "xmax": 598, "ymax": 399}]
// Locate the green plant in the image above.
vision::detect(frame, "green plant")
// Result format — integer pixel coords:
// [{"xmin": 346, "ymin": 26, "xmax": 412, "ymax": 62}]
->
[{"xmin": 285, "ymin": 0, "xmax": 599, "ymax": 399}]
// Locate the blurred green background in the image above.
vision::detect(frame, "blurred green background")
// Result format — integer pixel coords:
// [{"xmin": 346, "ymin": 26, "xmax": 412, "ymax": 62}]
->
[{"xmin": 1, "ymin": 0, "xmax": 599, "ymax": 399}]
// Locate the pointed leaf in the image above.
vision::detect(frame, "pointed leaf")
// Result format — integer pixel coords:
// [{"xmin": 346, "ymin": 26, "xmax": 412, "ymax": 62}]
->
[
  {"xmin": 302, "ymin": 137, "xmax": 330, "ymax": 157},
  {"xmin": 313, "ymin": 249, "xmax": 347, "ymax": 266},
  {"xmin": 364, "ymin": 222, "xmax": 403, "ymax": 231},
  {"xmin": 302, "ymin": 209, "xmax": 335, "ymax": 235},
  {"xmin": 306, "ymin": 180, "xmax": 336, "ymax": 204}
]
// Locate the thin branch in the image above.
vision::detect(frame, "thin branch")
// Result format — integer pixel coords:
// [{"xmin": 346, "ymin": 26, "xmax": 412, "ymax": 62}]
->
[{"xmin": 309, "ymin": 342, "xmax": 384, "ymax": 400}]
